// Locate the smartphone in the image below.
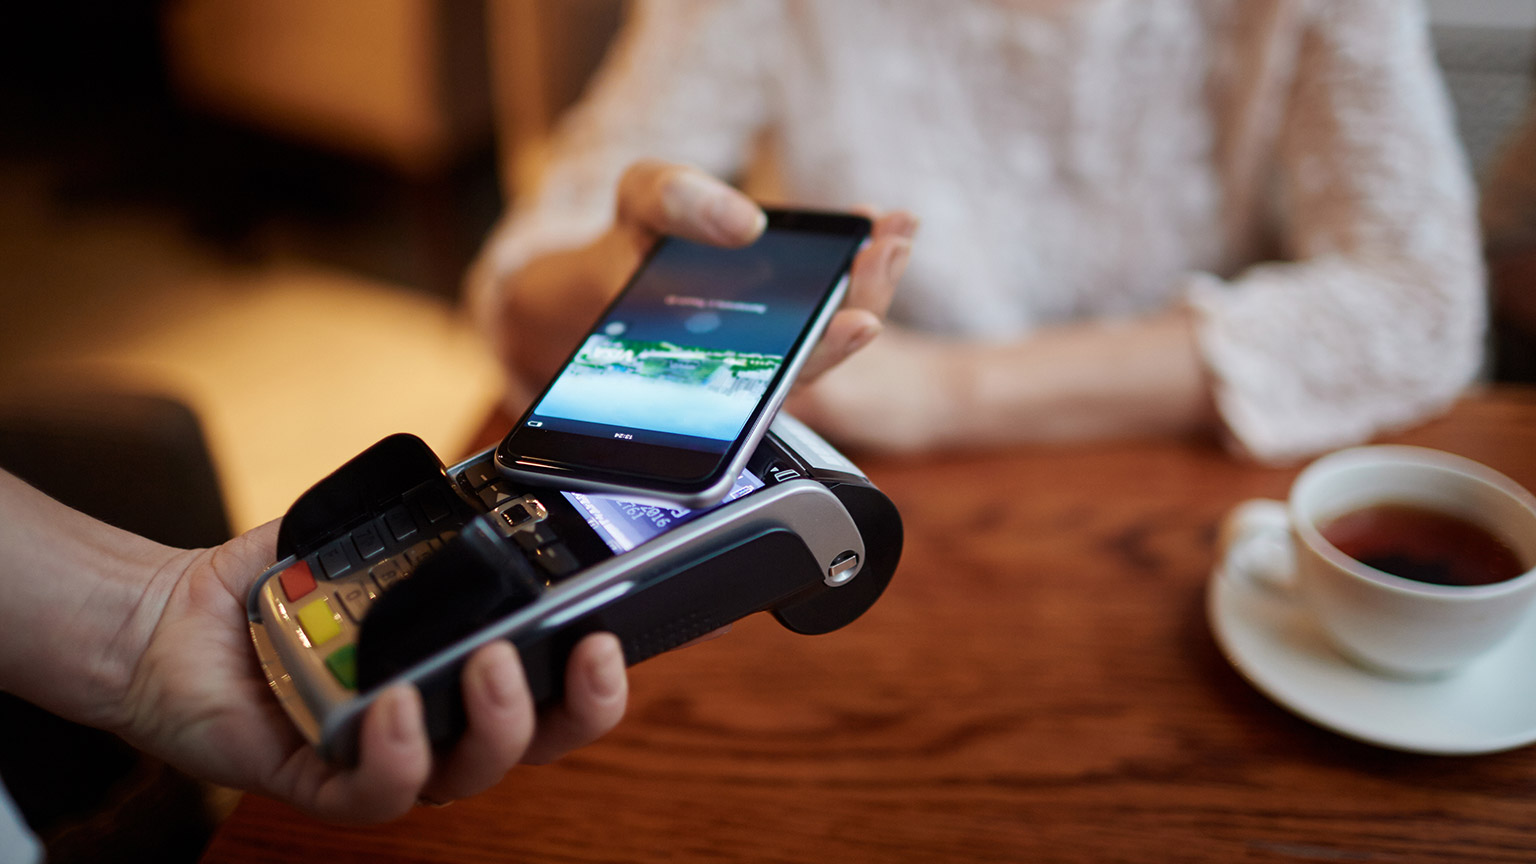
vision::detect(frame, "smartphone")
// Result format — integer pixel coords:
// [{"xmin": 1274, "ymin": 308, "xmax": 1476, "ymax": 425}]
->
[{"xmin": 495, "ymin": 208, "xmax": 872, "ymax": 507}]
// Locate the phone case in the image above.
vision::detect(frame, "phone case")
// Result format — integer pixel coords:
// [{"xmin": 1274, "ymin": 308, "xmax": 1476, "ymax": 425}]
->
[{"xmin": 247, "ymin": 415, "xmax": 902, "ymax": 763}]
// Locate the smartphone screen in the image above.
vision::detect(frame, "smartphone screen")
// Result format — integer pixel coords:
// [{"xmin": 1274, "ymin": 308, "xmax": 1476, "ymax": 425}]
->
[{"xmin": 497, "ymin": 210, "xmax": 869, "ymax": 504}]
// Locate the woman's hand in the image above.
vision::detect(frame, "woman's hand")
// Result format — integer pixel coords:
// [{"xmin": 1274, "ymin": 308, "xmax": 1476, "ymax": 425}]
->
[
  {"xmin": 487, "ymin": 160, "xmax": 916, "ymax": 395},
  {"xmin": 790, "ymin": 311, "xmax": 1217, "ymax": 455},
  {"xmin": 787, "ymin": 326, "xmax": 966, "ymax": 454}
]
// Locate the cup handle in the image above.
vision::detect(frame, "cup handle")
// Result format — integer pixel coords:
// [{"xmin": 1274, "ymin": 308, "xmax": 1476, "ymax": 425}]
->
[{"xmin": 1218, "ymin": 498, "xmax": 1298, "ymax": 593}]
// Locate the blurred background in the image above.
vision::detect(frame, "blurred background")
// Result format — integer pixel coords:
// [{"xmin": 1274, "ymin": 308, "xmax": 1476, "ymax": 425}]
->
[
  {"xmin": 0, "ymin": 0, "xmax": 627, "ymax": 538},
  {"xmin": 0, "ymin": 3, "xmax": 625, "ymax": 861},
  {"xmin": 0, "ymin": 1, "xmax": 1532, "ymax": 861},
  {"xmin": 0, "ymin": 0, "xmax": 1533, "ymax": 540}
]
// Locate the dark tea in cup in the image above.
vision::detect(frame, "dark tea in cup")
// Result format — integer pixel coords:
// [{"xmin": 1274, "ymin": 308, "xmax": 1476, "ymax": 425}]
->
[
  {"xmin": 1266, "ymin": 445, "xmax": 1536, "ymax": 676},
  {"xmin": 1320, "ymin": 503, "xmax": 1527, "ymax": 587}
]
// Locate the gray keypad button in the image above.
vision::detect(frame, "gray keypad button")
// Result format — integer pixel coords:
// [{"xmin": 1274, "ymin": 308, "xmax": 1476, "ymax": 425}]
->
[
  {"xmin": 318, "ymin": 543, "xmax": 351, "ymax": 579},
  {"xmin": 384, "ymin": 507, "xmax": 417, "ymax": 542},
  {"xmin": 351, "ymin": 523, "xmax": 386, "ymax": 560},
  {"xmin": 336, "ymin": 582, "xmax": 373, "ymax": 622},
  {"xmin": 371, "ymin": 560, "xmax": 405, "ymax": 591}
]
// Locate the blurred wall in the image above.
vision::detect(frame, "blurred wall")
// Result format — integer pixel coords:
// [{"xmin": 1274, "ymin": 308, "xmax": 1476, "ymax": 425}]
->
[
  {"xmin": 485, "ymin": 0, "xmax": 624, "ymax": 198},
  {"xmin": 163, "ymin": 0, "xmax": 492, "ymax": 176},
  {"xmin": 1426, "ymin": 0, "xmax": 1536, "ymax": 175}
]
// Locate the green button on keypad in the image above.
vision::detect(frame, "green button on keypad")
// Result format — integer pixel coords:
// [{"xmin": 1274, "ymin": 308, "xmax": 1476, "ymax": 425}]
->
[{"xmin": 325, "ymin": 643, "xmax": 358, "ymax": 690}]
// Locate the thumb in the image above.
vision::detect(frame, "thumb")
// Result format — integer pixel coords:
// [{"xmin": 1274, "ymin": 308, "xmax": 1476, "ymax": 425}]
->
[
  {"xmin": 211, "ymin": 519, "xmax": 282, "ymax": 598},
  {"xmin": 615, "ymin": 160, "xmax": 765, "ymax": 248}
]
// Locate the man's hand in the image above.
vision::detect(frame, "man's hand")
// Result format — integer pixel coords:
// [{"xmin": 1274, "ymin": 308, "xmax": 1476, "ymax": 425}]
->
[
  {"xmin": 0, "ymin": 470, "xmax": 628, "ymax": 823},
  {"xmin": 119, "ymin": 521, "xmax": 629, "ymax": 823}
]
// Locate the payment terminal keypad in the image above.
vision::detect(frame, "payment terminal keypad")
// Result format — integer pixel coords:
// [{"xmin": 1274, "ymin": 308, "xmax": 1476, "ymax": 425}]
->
[
  {"xmin": 266, "ymin": 460, "xmax": 584, "ymax": 693},
  {"xmin": 456, "ymin": 461, "xmax": 584, "ymax": 582}
]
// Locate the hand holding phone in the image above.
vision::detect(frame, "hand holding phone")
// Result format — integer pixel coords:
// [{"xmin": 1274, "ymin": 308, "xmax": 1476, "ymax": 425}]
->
[
  {"xmin": 481, "ymin": 162, "xmax": 914, "ymax": 420},
  {"xmin": 497, "ymin": 208, "xmax": 875, "ymax": 505},
  {"xmin": 605, "ymin": 163, "xmax": 914, "ymax": 392}
]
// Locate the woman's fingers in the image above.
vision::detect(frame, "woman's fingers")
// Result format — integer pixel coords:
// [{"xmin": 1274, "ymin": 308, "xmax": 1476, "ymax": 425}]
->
[
  {"xmin": 848, "ymin": 209, "xmax": 917, "ymax": 321},
  {"xmin": 615, "ymin": 160, "xmax": 766, "ymax": 248},
  {"xmin": 798, "ymin": 308, "xmax": 886, "ymax": 386},
  {"xmin": 797, "ymin": 210, "xmax": 917, "ymax": 384}
]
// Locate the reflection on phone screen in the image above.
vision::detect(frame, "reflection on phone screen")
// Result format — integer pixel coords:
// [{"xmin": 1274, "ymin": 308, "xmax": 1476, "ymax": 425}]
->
[{"xmin": 561, "ymin": 469, "xmax": 766, "ymax": 554}]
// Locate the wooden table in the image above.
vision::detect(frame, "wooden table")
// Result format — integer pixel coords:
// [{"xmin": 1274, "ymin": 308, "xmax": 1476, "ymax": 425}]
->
[{"xmin": 203, "ymin": 386, "xmax": 1536, "ymax": 863}]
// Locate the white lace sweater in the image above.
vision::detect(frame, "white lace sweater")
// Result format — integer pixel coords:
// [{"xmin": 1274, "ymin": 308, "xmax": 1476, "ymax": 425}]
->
[{"xmin": 470, "ymin": 0, "xmax": 1484, "ymax": 462}]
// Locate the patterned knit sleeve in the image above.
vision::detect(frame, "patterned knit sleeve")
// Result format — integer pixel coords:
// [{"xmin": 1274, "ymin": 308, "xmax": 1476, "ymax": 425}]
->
[{"xmin": 1187, "ymin": 0, "xmax": 1485, "ymax": 463}]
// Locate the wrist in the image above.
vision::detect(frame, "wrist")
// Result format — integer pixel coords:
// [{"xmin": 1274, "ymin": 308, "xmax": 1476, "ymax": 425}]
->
[
  {"xmin": 0, "ymin": 473, "xmax": 181, "ymax": 729},
  {"xmin": 926, "ymin": 342, "xmax": 978, "ymax": 450}
]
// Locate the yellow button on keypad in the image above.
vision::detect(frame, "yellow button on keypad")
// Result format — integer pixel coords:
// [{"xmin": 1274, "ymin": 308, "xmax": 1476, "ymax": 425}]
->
[{"xmin": 297, "ymin": 597, "xmax": 342, "ymax": 647}]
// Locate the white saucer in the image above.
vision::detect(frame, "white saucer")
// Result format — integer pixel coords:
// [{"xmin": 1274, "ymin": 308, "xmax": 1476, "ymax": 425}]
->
[{"xmin": 1207, "ymin": 563, "xmax": 1536, "ymax": 755}]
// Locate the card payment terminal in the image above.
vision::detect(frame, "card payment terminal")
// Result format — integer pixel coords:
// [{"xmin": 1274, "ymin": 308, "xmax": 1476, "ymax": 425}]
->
[{"xmin": 247, "ymin": 415, "xmax": 902, "ymax": 763}]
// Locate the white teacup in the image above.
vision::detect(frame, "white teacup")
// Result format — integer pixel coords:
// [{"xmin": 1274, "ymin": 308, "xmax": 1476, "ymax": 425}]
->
[{"xmin": 1220, "ymin": 445, "xmax": 1536, "ymax": 678}]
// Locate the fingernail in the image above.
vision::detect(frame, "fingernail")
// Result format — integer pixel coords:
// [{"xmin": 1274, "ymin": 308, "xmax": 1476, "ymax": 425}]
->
[
  {"xmin": 478, "ymin": 643, "xmax": 517, "ymax": 710},
  {"xmin": 885, "ymin": 240, "xmax": 911, "ymax": 285},
  {"xmin": 707, "ymin": 193, "xmax": 765, "ymax": 242},
  {"xmin": 667, "ymin": 172, "xmax": 763, "ymax": 242},
  {"xmin": 586, "ymin": 639, "xmax": 625, "ymax": 700},
  {"xmin": 386, "ymin": 686, "xmax": 421, "ymax": 743},
  {"xmin": 848, "ymin": 319, "xmax": 883, "ymax": 355}
]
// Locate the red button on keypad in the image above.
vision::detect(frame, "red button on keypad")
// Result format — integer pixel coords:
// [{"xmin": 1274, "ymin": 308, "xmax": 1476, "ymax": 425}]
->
[{"xmin": 279, "ymin": 560, "xmax": 317, "ymax": 602}]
